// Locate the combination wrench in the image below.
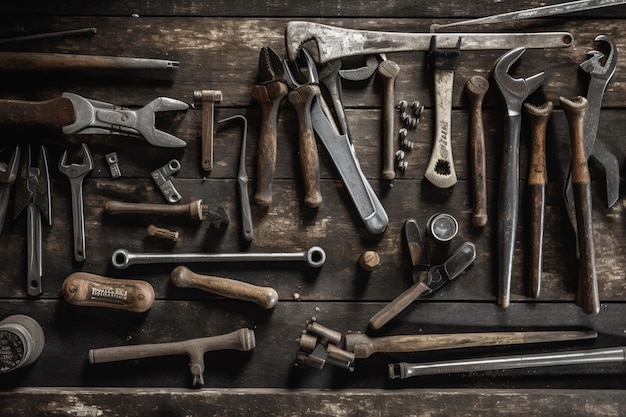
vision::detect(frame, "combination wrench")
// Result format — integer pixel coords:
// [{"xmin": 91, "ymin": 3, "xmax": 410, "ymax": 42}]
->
[{"xmin": 111, "ymin": 246, "xmax": 326, "ymax": 269}]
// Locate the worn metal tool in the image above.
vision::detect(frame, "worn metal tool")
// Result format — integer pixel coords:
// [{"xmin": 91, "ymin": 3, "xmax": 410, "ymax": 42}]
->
[
  {"xmin": 89, "ymin": 328, "xmax": 256, "ymax": 386},
  {"xmin": 105, "ymin": 152, "xmax": 121, "ymax": 178},
  {"xmin": 111, "ymin": 245, "xmax": 326, "ymax": 269},
  {"xmin": 565, "ymin": 35, "xmax": 619, "ymax": 230},
  {"xmin": 561, "ymin": 96, "xmax": 599, "ymax": 315},
  {"xmin": 218, "ymin": 115, "xmax": 253, "ymax": 242},
  {"xmin": 368, "ymin": 219, "xmax": 476, "ymax": 330},
  {"xmin": 390, "ymin": 344, "xmax": 624, "ymax": 379},
  {"xmin": 171, "ymin": 266, "xmax": 278, "ymax": 309},
  {"xmin": 430, "ymin": 0, "xmax": 626, "ymax": 32},
  {"xmin": 151, "ymin": 159, "xmax": 182, "ymax": 204},
  {"xmin": 0, "ymin": 314, "xmax": 45, "ymax": 373},
  {"xmin": 58, "ymin": 143, "xmax": 93, "ymax": 262},
  {"xmin": 285, "ymin": 22, "xmax": 573, "ymax": 64},
  {"xmin": 251, "ymin": 47, "xmax": 290, "ymax": 207},
  {"xmin": 14, "ymin": 145, "xmax": 52, "ymax": 296},
  {"xmin": 524, "ymin": 101, "xmax": 553, "ymax": 299},
  {"xmin": 104, "ymin": 199, "xmax": 222, "ymax": 222},
  {"xmin": 492, "ymin": 48, "xmax": 545, "ymax": 309},
  {"xmin": 0, "ymin": 52, "xmax": 179, "ymax": 71},
  {"xmin": 465, "ymin": 76, "xmax": 489, "ymax": 227},
  {"xmin": 62, "ymin": 272, "xmax": 155, "ymax": 313},
  {"xmin": 424, "ymin": 37, "xmax": 461, "ymax": 188},
  {"xmin": 0, "ymin": 146, "xmax": 20, "ymax": 235},
  {"xmin": 193, "ymin": 90, "xmax": 222, "ymax": 171},
  {"xmin": 296, "ymin": 319, "xmax": 597, "ymax": 371},
  {"xmin": 0, "ymin": 92, "xmax": 188, "ymax": 148}
]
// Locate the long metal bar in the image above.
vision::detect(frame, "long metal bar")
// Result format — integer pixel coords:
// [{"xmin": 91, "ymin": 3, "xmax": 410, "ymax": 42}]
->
[{"xmin": 430, "ymin": 0, "xmax": 626, "ymax": 32}]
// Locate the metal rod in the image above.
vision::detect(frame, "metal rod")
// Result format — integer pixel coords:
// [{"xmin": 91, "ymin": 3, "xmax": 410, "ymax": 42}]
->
[
  {"xmin": 0, "ymin": 27, "xmax": 96, "ymax": 44},
  {"xmin": 430, "ymin": 0, "xmax": 626, "ymax": 32}
]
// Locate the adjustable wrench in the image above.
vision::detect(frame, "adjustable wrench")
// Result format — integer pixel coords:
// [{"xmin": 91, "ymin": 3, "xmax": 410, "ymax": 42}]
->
[
  {"xmin": 0, "ymin": 146, "xmax": 20, "ymax": 235},
  {"xmin": 492, "ymin": 48, "xmax": 545, "ymax": 309},
  {"xmin": 59, "ymin": 143, "xmax": 93, "ymax": 262}
]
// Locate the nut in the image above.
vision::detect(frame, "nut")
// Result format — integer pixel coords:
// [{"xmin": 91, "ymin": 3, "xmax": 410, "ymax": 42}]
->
[{"xmin": 358, "ymin": 250, "xmax": 380, "ymax": 271}]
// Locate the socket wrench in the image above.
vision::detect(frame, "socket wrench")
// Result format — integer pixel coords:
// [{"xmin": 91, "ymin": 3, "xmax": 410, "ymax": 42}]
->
[{"xmin": 111, "ymin": 246, "xmax": 326, "ymax": 269}]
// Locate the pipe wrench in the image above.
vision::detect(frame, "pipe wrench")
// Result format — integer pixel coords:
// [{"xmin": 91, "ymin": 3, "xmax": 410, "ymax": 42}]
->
[
  {"xmin": 0, "ymin": 93, "xmax": 189, "ymax": 148},
  {"xmin": 14, "ymin": 145, "xmax": 52, "ymax": 296}
]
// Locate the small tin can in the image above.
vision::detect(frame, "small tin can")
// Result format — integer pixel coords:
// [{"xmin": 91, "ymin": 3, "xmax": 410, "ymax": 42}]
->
[
  {"xmin": 0, "ymin": 314, "xmax": 44, "ymax": 373},
  {"xmin": 426, "ymin": 213, "xmax": 458, "ymax": 242}
]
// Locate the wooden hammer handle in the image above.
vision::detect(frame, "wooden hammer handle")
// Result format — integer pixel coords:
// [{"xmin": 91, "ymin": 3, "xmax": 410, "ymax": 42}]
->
[
  {"xmin": 171, "ymin": 266, "xmax": 278, "ymax": 309},
  {"xmin": 62, "ymin": 272, "xmax": 155, "ymax": 313},
  {"xmin": 368, "ymin": 277, "xmax": 430, "ymax": 330},
  {"xmin": 560, "ymin": 96, "xmax": 599, "ymax": 315},
  {"xmin": 0, "ymin": 97, "xmax": 75, "ymax": 130},
  {"xmin": 105, "ymin": 199, "xmax": 204, "ymax": 220}
]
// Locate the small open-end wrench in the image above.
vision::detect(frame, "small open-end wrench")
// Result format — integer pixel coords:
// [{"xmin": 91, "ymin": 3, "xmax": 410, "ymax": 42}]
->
[
  {"xmin": 111, "ymin": 246, "xmax": 326, "ymax": 269},
  {"xmin": 14, "ymin": 145, "xmax": 52, "ymax": 296},
  {"xmin": 0, "ymin": 146, "xmax": 20, "ymax": 235},
  {"xmin": 492, "ymin": 48, "xmax": 545, "ymax": 309},
  {"xmin": 524, "ymin": 101, "xmax": 553, "ymax": 299},
  {"xmin": 561, "ymin": 96, "xmax": 599, "ymax": 315},
  {"xmin": 465, "ymin": 76, "xmax": 489, "ymax": 227},
  {"xmin": 59, "ymin": 143, "xmax": 93, "ymax": 262}
]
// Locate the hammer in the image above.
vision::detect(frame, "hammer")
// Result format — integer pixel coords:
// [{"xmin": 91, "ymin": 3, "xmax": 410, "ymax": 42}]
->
[{"xmin": 89, "ymin": 328, "xmax": 256, "ymax": 386}]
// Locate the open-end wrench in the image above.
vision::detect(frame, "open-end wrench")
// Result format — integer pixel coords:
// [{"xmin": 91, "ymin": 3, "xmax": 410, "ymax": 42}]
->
[
  {"xmin": 59, "ymin": 143, "xmax": 93, "ymax": 262},
  {"xmin": 0, "ymin": 146, "xmax": 20, "ymax": 235},
  {"xmin": 524, "ymin": 101, "xmax": 553, "ymax": 299},
  {"xmin": 111, "ymin": 246, "xmax": 326, "ymax": 269},
  {"xmin": 492, "ymin": 48, "xmax": 545, "ymax": 309}
]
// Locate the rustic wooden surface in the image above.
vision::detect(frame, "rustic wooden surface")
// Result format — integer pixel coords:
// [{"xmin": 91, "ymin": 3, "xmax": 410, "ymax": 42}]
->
[{"xmin": 1, "ymin": 1, "xmax": 626, "ymax": 416}]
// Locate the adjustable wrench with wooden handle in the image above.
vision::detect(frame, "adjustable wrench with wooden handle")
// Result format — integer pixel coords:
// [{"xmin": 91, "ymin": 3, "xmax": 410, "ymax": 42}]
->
[
  {"xmin": 62, "ymin": 272, "xmax": 155, "ymax": 313},
  {"xmin": 171, "ymin": 266, "xmax": 278, "ymax": 309}
]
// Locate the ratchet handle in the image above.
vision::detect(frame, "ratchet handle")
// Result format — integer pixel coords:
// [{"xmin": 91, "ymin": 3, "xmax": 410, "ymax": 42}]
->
[
  {"xmin": 377, "ymin": 59, "xmax": 400, "ymax": 181},
  {"xmin": 62, "ymin": 272, "xmax": 155, "ymax": 313},
  {"xmin": 0, "ymin": 97, "xmax": 75, "ymax": 130},
  {"xmin": 288, "ymin": 84, "xmax": 322, "ymax": 208},
  {"xmin": 251, "ymin": 81, "xmax": 288, "ymax": 207},
  {"xmin": 171, "ymin": 266, "xmax": 278, "ymax": 309}
]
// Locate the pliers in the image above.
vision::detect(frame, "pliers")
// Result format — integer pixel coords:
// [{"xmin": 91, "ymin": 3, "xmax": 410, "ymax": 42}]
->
[
  {"xmin": 14, "ymin": 145, "xmax": 52, "ymax": 296},
  {"xmin": 0, "ymin": 145, "xmax": 20, "ymax": 235},
  {"xmin": 368, "ymin": 219, "xmax": 476, "ymax": 329}
]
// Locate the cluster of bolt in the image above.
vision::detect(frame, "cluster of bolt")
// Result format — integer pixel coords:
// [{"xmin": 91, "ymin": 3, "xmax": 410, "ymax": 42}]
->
[{"xmin": 395, "ymin": 100, "xmax": 425, "ymax": 172}]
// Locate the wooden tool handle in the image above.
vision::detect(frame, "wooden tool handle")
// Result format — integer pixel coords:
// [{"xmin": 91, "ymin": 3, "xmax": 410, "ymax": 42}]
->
[
  {"xmin": 524, "ymin": 101, "xmax": 553, "ymax": 299},
  {"xmin": 465, "ymin": 75, "xmax": 489, "ymax": 227},
  {"xmin": 62, "ymin": 272, "xmax": 155, "ymax": 313},
  {"xmin": 0, "ymin": 97, "xmax": 75, "ymax": 130},
  {"xmin": 560, "ymin": 96, "xmax": 599, "ymax": 315},
  {"xmin": 251, "ymin": 81, "xmax": 288, "ymax": 207},
  {"xmin": 368, "ymin": 277, "xmax": 430, "ymax": 330},
  {"xmin": 377, "ymin": 60, "xmax": 400, "ymax": 181},
  {"xmin": 288, "ymin": 85, "xmax": 322, "ymax": 208},
  {"xmin": 171, "ymin": 266, "xmax": 278, "ymax": 309},
  {"xmin": 104, "ymin": 199, "xmax": 203, "ymax": 220}
]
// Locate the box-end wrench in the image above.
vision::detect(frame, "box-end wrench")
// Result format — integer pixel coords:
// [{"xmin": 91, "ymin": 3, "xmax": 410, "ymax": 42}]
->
[
  {"xmin": 58, "ymin": 143, "xmax": 93, "ymax": 262},
  {"xmin": 111, "ymin": 246, "xmax": 326, "ymax": 269}
]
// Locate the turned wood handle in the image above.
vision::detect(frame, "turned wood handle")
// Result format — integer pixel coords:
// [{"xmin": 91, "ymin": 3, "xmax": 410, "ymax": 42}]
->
[
  {"xmin": 465, "ymin": 75, "xmax": 489, "ymax": 227},
  {"xmin": 251, "ymin": 81, "xmax": 288, "ymax": 207},
  {"xmin": 524, "ymin": 101, "xmax": 553, "ymax": 299},
  {"xmin": 0, "ymin": 96, "xmax": 75, "ymax": 130},
  {"xmin": 171, "ymin": 266, "xmax": 278, "ymax": 309},
  {"xmin": 377, "ymin": 60, "xmax": 400, "ymax": 181},
  {"xmin": 105, "ymin": 199, "xmax": 204, "ymax": 220},
  {"xmin": 368, "ymin": 277, "xmax": 430, "ymax": 330},
  {"xmin": 62, "ymin": 272, "xmax": 155, "ymax": 313},
  {"xmin": 288, "ymin": 85, "xmax": 322, "ymax": 208},
  {"xmin": 560, "ymin": 96, "xmax": 599, "ymax": 315}
]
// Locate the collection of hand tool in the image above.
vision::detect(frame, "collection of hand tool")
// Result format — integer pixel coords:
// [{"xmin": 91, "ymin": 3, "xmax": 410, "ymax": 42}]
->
[{"xmin": 2, "ymin": 0, "xmax": 626, "ymax": 386}]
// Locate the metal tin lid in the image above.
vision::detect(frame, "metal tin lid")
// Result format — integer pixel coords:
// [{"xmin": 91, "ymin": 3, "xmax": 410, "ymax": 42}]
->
[{"xmin": 427, "ymin": 213, "xmax": 458, "ymax": 242}]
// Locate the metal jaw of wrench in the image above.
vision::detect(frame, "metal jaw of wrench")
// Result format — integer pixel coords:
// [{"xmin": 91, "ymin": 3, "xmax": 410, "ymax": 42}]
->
[
  {"xmin": 0, "ymin": 146, "xmax": 20, "ymax": 235},
  {"xmin": 59, "ymin": 143, "xmax": 93, "ymax": 262},
  {"xmin": 110, "ymin": 245, "xmax": 326, "ymax": 269},
  {"xmin": 492, "ymin": 48, "xmax": 545, "ymax": 309},
  {"xmin": 564, "ymin": 35, "xmax": 620, "ymax": 231},
  {"xmin": 61, "ymin": 92, "xmax": 189, "ymax": 147},
  {"xmin": 14, "ymin": 145, "xmax": 52, "ymax": 296}
]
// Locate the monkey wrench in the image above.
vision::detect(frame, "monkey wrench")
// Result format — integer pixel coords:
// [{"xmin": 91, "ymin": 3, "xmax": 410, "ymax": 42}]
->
[{"xmin": 493, "ymin": 48, "xmax": 545, "ymax": 309}]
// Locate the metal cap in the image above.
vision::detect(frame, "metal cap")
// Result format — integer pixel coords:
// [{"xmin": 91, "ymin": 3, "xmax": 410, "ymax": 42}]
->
[{"xmin": 427, "ymin": 213, "xmax": 458, "ymax": 242}]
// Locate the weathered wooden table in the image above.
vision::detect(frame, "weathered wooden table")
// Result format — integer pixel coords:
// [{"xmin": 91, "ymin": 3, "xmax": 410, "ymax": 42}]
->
[{"xmin": 1, "ymin": 1, "xmax": 626, "ymax": 416}]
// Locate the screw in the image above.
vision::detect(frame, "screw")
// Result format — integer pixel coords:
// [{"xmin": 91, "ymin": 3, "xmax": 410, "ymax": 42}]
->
[
  {"xmin": 411, "ymin": 100, "xmax": 420, "ymax": 109},
  {"xmin": 414, "ymin": 104, "xmax": 425, "ymax": 118},
  {"xmin": 396, "ymin": 100, "xmax": 408, "ymax": 111},
  {"xmin": 401, "ymin": 139, "xmax": 414, "ymax": 150},
  {"xmin": 398, "ymin": 128, "xmax": 408, "ymax": 139},
  {"xmin": 395, "ymin": 150, "xmax": 405, "ymax": 160},
  {"xmin": 400, "ymin": 111, "xmax": 409, "ymax": 121},
  {"xmin": 397, "ymin": 160, "xmax": 408, "ymax": 172},
  {"xmin": 406, "ymin": 117, "xmax": 418, "ymax": 128}
]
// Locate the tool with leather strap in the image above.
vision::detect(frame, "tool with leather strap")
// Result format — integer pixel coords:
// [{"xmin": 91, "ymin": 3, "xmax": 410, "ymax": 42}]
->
[{"xmin": 368, "ymin": 219, "xmax": 476, "ymax": 330}]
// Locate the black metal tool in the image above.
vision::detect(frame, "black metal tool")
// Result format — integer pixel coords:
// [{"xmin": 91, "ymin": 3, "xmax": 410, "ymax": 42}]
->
[
  {"xmin": 0, "ymin": 146, "xmax": 20, "ymax": 235},
  {"xmin": 368, "ymin": 219, "xmax": 476, "ymax": 330}
]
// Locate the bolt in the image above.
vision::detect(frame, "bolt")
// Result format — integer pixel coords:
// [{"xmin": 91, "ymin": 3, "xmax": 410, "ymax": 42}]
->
[
  {"xmin": 397, "ymin": 160, "xmax": 408, "ymax": 172},
  {"xmin": 396, "ymin": 100, "xmax": 408, "ymax": 111},
  {"xmin": 395, "ymin": 150, "xmax": 405, "ymax": 160},
  {"xmin": 401, "ymin": 139, "xmax": 414, "ymax": 151},
  {"xmin": 398, "ymin": 128, "xmax": 408, "ymax": 139},
  {"xmin": 400, "ymin": 111, "xmax": 409, "ymax": 121},
  {"xmin": 411, "ymin": 100, "xmax": 420, "ymax": 109},
  {"xmin": 406, "ymin": 117, "xmax": 418, "ymax": 129},
  {"xmin": 414, "ymin": 104, "xmax": 425, "ymax": 118}
]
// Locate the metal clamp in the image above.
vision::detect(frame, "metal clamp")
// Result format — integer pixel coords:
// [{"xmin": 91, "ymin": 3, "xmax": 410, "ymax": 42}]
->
[{"xmin": 151, "ymin": 159, "xmax": 182, "ymax": 204}]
